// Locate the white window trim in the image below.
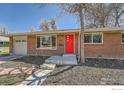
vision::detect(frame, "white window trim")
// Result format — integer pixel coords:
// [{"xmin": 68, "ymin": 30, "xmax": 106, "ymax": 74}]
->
[
  {"xmin": 121, "ymin": 32, "xmax": 124, "ymax": 44},
  {"xmin": 84, "ymin": 32, "xmax": 103, "ymax": 44},
  {"xmin": 36, "ymin": 34, "xmax": 57, "ymax": 50}
]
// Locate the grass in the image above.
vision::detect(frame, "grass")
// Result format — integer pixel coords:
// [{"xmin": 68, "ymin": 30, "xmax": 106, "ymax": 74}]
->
[
  {"xmin": 0, "ymin": 75, "xmax": 25, "ymax": 85},
  {"xmin": 0, "ymin": 51, "xmax": 9, "ymax": 56},
  {"xmin": 0, "ymin": 47, "xmax": 9, "ymax": 56}
]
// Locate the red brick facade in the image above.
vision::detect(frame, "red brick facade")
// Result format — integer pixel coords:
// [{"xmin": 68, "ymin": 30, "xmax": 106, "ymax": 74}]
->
[
  {"xmin": 27, "ymin": 35, "xmax": 65, "ymax": 56},
  {"xmin": 9, "ymin": 36, "xmax": 13, "ymax": 55},
  {"xmin": 10, "ymin": 31, "xmax": 124, "ymax": 58},
  {"xmin": 26, "ymin": 33, "xmax": 79, "ymax": 56},
  {"xmin": 84, "ymin": 32, "xmax": 124, "ymax": 58}
]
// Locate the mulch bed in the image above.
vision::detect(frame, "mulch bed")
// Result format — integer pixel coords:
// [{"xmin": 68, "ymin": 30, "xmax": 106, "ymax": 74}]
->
[
  {"xmin": 84, "ymin": 58, "xmax": 124, "ymax": 69},
  {"xmin": 43, "ymin": 58, "xmax": 124, "ymax": 85}
]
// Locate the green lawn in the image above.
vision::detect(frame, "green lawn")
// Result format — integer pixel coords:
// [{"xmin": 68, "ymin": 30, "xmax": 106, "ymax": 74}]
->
[
  {"xmin": 0, "ymin": 51, "xmax": 9, "ymax": 56},
  {"xmin": 0, "ymin": 47, "xmax": 9, "ymax": 56},
  {"xmin": 0, "ymin": 75, "xmax": 25, "ymax": 85}
]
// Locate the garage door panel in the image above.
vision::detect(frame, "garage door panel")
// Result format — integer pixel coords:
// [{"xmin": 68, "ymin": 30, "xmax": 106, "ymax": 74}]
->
[{"xmin": 14, "ymin": 37, "xmax": 27, "ymax": 55}]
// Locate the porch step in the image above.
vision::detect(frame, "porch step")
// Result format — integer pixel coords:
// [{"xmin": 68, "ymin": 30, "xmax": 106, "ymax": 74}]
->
[
  {"xmin": 45, "ymin": 54, "xmax": 77, "ymax": 65},
  {"xmin": 40, "ymin": 63, "xmax": 56, "ymax": 70},
  {"xmin": 45, "ymin": 56, "xmax": 63, "ymax": 65},
  {"xmin": 63, "ymin": 54, "xmax": 77, "ymax": 65}
]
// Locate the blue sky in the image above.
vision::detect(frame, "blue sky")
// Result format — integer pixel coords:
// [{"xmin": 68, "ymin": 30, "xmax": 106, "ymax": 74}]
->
[{"xmin": 0, "ymin": 3, "xmax": 79, "ymax": 33}]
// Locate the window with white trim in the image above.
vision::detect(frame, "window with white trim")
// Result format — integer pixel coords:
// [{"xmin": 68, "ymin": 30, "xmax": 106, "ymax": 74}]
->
[
  {"xmin": 84, "ymin": 33, "xmax": 103, "ymax": 44},
  {"xmin": 37, "ymin": 35, "xmax": 57, "ymax": 49},
  {"xmin": 84, "ymin": 34, "xmax": 92, "ymax": 43},
  {"xmin": 122, "ymin": 33, "xmax": 124, "ymax": 43}
]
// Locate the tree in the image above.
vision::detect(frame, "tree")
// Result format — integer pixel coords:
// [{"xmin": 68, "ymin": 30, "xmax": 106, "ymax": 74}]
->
[
  {"xmin": 50, "ymin": 18, "xmax": 57, "ymax": 31},
  {"xmin": 110, "ymin": 3, "xmax": 124, "ymax": 27},
  {"xmin": 40, "ymin": 19, "xmax": 50, "ymax": 31},
  {"xmin": 85, "ymin": 3, "xmax": 124, "ymax": 28},
  {"xmin": 39, "ymin": 18, "xmax": 57, "ymax": 31},
  {"xmin": 60, "ymin": 3, "xmax": 90, "ymax": 63},
  {"xmin": 0, "ymin": 27, "xmax": 8, "ymax": 35},
  {"xmin": 79, "ymin": 4, "xmax": 85, "ymax": 63},
  {"xmin": 86, "ymin": 4, "xmax": 113, "ymax": 28}
]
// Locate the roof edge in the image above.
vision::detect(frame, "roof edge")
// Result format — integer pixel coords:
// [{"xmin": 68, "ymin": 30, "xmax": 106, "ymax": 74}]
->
[{"xmin": 8, "ymin": 27, "xmax": 124, "ymax": 36}]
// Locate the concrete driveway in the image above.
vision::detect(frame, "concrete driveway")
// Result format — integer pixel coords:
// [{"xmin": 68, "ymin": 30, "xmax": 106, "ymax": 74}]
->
[{"xmin": 0, "ymin": 55, "xmax": 24, "ymax": 62}]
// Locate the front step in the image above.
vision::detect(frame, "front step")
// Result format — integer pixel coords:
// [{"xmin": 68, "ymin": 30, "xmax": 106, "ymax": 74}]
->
[
  {"xmin": 45, "ymin": 54, "xmax": 77, "ymax": 65},
  {"xmin": 45, "ymin": 56, "xmax": 62, "ymax": 65},
  {"xmin": 40, "ymin": 63, "xmax": 56, "ymax": 70},
  {"xmin": 62, "ymin": 54, "xmax": 77, "ymax": 65}
]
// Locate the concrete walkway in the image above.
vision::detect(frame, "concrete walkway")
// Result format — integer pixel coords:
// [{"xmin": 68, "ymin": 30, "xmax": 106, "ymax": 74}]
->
[{"xmin": 20, "ymin": 63, "xmax": 56, "ymax": 85}]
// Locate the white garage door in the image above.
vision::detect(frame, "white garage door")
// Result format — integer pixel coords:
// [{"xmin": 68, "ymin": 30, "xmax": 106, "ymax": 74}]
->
[{"xmin": 14, "ymin": 36, "xmax": 27, "ymax": 55}]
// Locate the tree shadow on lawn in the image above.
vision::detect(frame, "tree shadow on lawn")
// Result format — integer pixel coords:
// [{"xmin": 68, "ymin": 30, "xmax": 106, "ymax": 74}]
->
[
  {"xmin": 42, "ymin": 66, "xmax": 75, "ymax": 85},
  {"xmin": 48, "ymin": 66, "xmax": 74, "ymax": 77},
  {"xmin": 83, "ymin": 58, "xmax": 124, "ymax": 70}
]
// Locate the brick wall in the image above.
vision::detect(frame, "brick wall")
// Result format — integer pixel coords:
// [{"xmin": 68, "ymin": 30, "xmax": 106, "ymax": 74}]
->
[
  {"xmin": 9, "ymin": 36, "xmax": 13, "ymax": 54},
  {"xmin": 9, "ymin": 32, "xmax": 124, "ymax": 58},
  {"xmin": 27, "ymin": 35, "xmax": 65, "ymax": 56},
  {"xmin": 84, "ymin": 32, "xmax": 124, "ymax": 58}
]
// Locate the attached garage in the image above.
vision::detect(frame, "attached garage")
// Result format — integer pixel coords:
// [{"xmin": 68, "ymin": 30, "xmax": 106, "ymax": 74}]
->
[{"xmin": 13, "ymin": 36, "xmax": 27, "ymax": 55}]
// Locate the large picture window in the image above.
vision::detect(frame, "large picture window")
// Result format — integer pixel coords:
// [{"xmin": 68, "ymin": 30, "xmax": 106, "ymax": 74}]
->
[
  {"xmin": 37, "ymin": 35, "xmax": 57, "ymax": 49},
  {"xmin": 84, "ymin": 33, "xmax": 103, "ymax": 44}
]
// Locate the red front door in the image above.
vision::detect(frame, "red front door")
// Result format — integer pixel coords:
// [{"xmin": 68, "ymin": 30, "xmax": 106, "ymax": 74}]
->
[{"xmin": 65, "ymin": 34, "xmax": 74, "ymax": 54}]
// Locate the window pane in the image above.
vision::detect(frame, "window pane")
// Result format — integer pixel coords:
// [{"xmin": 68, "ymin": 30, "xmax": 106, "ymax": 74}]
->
[
  {"xmin": 16, "ymin": 40, "xmax": 21, "ymax": 42},
  {"xmin": 51, "ymin": 35, "xmax": 56, "ymax": 48},
  {"xmin": 41, "ymin": 36, "xmax": 51, "ymax": 48},
  {"xmin": 122, "ymin": 33, "xmax": 124, "ymax": 43},
  {"xmin": 37, "ymin": 35, "xmax": 57, "ymax": 48},
  {"xmin": 22, "ymin": 40, "xmax": 26, "ymax": 42},
  {"xmin": 93, "ymin": 34, "xmax": 102, "ymax": 43},
  {"xmin": 84, "ymin": 34, "xmax": 92, "ymax": 43},
  {"xmin": 37, "ymin": 36, "xmax": 40, "ymax": 48}
]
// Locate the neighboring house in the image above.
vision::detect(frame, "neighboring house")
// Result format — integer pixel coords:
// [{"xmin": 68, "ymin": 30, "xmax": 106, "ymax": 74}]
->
[
  {"xmin": 9, "ymin": 27, "xmax": 124, "ymax": 59},
  {"xmin": 0, "ymin": 36, "xmax": 9, "ymax": 47}
]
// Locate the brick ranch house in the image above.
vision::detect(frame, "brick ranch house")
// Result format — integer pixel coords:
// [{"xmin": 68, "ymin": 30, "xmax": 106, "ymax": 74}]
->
[{"xmin": 9, "ymin": 27, "xmax": 124, "ymax": 59}]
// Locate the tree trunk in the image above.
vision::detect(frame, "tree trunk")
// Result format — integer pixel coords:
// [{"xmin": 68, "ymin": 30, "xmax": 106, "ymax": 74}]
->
[
  {"xmin": 79, "ymin": 4, "xmax": 85, "ymax": 63},
  {"xmin": 115, "ymin": 15, "xmax": 119, "ymax": 27}
]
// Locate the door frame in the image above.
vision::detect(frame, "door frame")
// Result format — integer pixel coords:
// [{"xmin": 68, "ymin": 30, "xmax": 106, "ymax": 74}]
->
[{"xmin": 64, "ymin": 33, "xmax": 75, "ymax": 54}]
